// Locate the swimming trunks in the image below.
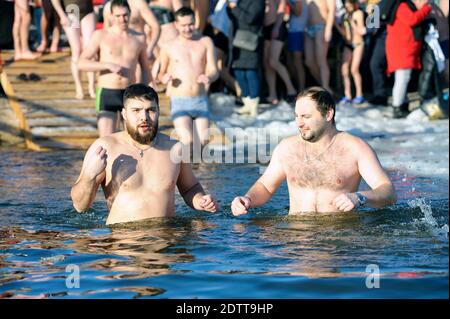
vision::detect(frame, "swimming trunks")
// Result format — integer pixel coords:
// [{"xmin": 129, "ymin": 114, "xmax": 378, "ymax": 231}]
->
[
  {"xmin": 96, "ymin": 88, "xmax": 126, "ymax": 113},
  {"xmin": 170, "ymin": 95, "xmax": 210, "ymax": 120},
  {"xmin": 343, "ymin": 41, "xmax": 363, "ymax": 51},
  {"xmin": 263, "ymin": 22, "xmax": 288, "ymax": 42},
  {"xmin": 287, "ymin": 31, "xmax": 305, "ymax": 52},
  {"xmin": 149, "ymin": 5, "xmax": 175, "ymax": 25},
  {"xmin": 63, "ymin": 0, "xmax": 94, "ymax": 21},
  {"xmin": 306, "ymin": 23, "xmax": 325, "ymax": 38}
]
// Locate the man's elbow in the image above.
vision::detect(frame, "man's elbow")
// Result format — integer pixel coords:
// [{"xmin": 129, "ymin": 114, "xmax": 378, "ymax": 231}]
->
[
  {"xmin": 389, "ymin": 190, "xmax": 397, "ymax": 206},
  {"xmin": 72, "ymin": 203, "xmax": 88, "ymax": 213},
  {"xmin": 385, "ymin": 183, "xmax": 397, "ymax": 206},
  {"xmin": 71, "ymin": 189, "xmax": 89, "ymax": 213}
]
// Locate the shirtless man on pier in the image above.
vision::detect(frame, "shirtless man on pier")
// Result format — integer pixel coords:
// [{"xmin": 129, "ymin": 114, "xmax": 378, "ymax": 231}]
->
[{"xmin": 78, "ymin": 0, "xmax": 152, "ymax": 137}]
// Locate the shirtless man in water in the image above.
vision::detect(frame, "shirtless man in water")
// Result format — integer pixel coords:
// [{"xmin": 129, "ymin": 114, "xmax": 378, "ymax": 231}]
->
[
  {"xmin": 71, "ymin": 84, "xmax": 219, "ymax": 225},
  {"xmin": 158, "ymin": 7, "xmax": 218, "ymax": 150},
  {"xmin": 231, "ymin": 87, "xmax": 397, "ymax": 216},
  {"xmin": 304, "ymin": 0, "xmax": 335, "ymax": 93},
  {"xmin": 78, "ymin": 0, "xmax": 151, "ymax": 137}
]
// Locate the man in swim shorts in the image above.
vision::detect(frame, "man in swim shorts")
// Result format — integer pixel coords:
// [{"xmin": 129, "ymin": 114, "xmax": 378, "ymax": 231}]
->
[
  {"xmin": 103, "ymin": 0, "xmax": 161, "ymax": 62},
  {"xmin": 231, "ymin": 87, "xmax": 397, "ymax": 216},
  {"xmin": 304, "ymin": 0, "xmax": 335, "ymax": 94},
  {"xmin": 78, "ymin": 0, "xmax": 151, "ymax": 137},
  {"xmin": 158, "ymin": 7, "xmax": 218, "ymax": 155},
  {"xmin": 71, "ymin": 83, "xmax": 219, "ymax": 225}
]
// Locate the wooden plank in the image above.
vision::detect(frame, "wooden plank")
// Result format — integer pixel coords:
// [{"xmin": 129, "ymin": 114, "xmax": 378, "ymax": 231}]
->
[
  {"xmin": 31, "ymin": 126, "xmax": 98, "ymax": 137},
  {"xmin": 0, "ymin": 70, "xmax": 45, "ymax": 151}
]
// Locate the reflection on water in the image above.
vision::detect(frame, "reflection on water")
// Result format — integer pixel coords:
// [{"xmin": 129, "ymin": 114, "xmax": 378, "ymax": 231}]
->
[
  {"xmin": 0, "ymin": 218, "xmax": 215, "ymax": 298},
  {"xmin": 0, "ymin": 150, "xmax": 448, "ymax": 298}
]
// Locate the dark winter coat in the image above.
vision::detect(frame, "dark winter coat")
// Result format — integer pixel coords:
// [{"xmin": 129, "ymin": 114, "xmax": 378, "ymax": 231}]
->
[{"xmin": 227, "ymin": 0, "xmax": 265, "ymax": 70}]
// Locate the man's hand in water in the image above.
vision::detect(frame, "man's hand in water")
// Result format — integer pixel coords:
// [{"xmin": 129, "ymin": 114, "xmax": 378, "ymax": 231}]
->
[
  {"xmin": 107, "ymin": 63, "xmax": 128, "ymax": 77},
  {"xmin": 85, "ymin": 146, "xmax": 108, "ymax": 180},
  {"xmin": 197, "ymin": 74, "xmax": 210, "ymax": 85},
  {"xmin": 231, "ymin": 196, "xmax": 251, "ymax": 216},
  {"xmin": 161, "ymin": 73, "xmax": 173, "ymax": 85},
  {"xmin": 199, "ymin": 194, "xmax": 219, "ymax": 213},
  {"xmin": 332, "ymin": 193, "xmax": 359, "ymax": 212}
]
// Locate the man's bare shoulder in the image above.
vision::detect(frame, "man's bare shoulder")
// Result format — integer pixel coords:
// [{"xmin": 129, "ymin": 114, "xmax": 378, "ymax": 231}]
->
[
  {"xmin": 93, "ymin": 29, "xmax": 107, "ymax": 39},
  {"xmin": 160, "ymin": 38, "xmax": 178, "ymax": 53},
  {"xmin": 337, "ymin": 131, "xmax": 373, "ymax": 154},
  {"xmin": 199, "ymin": 35, "xmax": 214, "ymax": 47},
  {"xmin": 91, "ymin": 133, "xmax": 123, "ymax": 150},
  {"xmin": 278, "ymin": 135, "xmax": 300, "ymax": 151}
]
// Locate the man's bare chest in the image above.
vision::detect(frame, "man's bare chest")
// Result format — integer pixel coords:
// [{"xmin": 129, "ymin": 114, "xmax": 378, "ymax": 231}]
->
[
  {"xmin": 101, "ymin": 38, "xmax": 140, "ymax": 60},
  {"xmin": 169, "ymin": 44, "xmax": 206, "ymax": 66},
  {"xmin": 105, "ymin": 153, "xmax": 179, "ymax": 193},
  {"xmin": 284, "ymin": 151, "xmax": 358, "ymax": 189}
]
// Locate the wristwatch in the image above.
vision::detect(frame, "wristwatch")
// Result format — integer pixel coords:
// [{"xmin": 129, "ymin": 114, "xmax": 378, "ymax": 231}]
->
[{"xmin": 356, "ymin": 192, "xmax": 367, "ymax": 207}]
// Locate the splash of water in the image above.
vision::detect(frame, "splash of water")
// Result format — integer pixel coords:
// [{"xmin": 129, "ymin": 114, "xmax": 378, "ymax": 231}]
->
[{"xmin": 408, "ymin": 198, "xmax": 449, "ymax": 239}]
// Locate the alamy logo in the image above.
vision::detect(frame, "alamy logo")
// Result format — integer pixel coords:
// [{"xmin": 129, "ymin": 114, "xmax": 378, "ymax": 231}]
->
[
  {"xmin": 66, "ymin": 264, "xmax": 80, "ymax": 289},
  {"xmin": 365, "ymin": 264, "xmax": 380, "ymax": 289},
  {"xmin": 366, "ymin": 4, "xmax": 380, "ymax": 29},
  {"xmin": 66, "ymin": 4, "xmax": 81, "ymax": 29}
]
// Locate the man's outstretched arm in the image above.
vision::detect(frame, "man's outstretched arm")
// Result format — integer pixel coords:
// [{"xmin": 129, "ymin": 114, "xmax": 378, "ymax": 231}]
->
[
  {"xmin": 332, "ymin": 138, "xmax": 397, "ymax": 212},
  {"xmin": 231, "ymin": 144, "xmax": 286, "ymax": 216},
  {"xmin": 177, "ymin": 162, "xmax": 219, "ymax": 213},
  {"xmin": 71, "ymin": 142, "xmax": 107, "ymax": 212}
]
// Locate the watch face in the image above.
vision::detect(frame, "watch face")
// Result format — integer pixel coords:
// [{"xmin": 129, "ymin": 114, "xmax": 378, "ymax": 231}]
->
[{"xmin": 357, "ymin": 193, "xmax": 366, "ymax": 206}]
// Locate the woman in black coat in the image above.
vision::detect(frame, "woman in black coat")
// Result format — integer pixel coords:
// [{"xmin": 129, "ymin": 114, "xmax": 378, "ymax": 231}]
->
[{"xmin": 227, "ymin": 0, "xmax": 265, "ymax": 116}]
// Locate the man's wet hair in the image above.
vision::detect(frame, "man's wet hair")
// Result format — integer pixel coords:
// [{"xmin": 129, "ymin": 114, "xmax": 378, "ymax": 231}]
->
[
  {"xmin": 174, "ymin": 7, "xmax": 195, "ymax": 21},
  {"xmin": 110, "ymin": 0, "xmax": 130, "ymax": 13},
  {"xmin": 123, "ymin": 84, "xmax": 159, "ymax": 108},
  {"xmin": 296, "ymin": 87, "xmax": 336, "ymax": 124}
]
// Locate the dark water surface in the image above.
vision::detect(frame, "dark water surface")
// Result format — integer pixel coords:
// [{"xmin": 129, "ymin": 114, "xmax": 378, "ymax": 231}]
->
[{"xmin": 0, "ymin": 150, "xmax": 448, "ymax": 298}]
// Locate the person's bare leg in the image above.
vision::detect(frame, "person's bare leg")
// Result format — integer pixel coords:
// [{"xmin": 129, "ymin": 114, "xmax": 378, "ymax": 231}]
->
[
  {"xmin": 97, "ymin": 112, "xmax": 118, "ymax": 137},
  {"xmin": 351, "ymin": 45, "xmax": 364, "ymax": 98},
  {"xmin": 173, "ymin": 116, "xmax": 194, "ymax": 146},
  {"xmin": 264, "ymin": 40, "xmax": 279, "ymax": 104},
  {"xmin": 293, "ymin": 51, "xmax": 305, "ymax": 92},
  {"xmin": 269, "ymin": 39, "xmax": 297, "ymax": 96},
  {"xmin": 174, "ymin": 116, "xmax": 194, "ymax": 161},
  {"xmin": 315, "ymin": 29, "xmax": 331, "ymax": 92},
  {"xmin": 341, "ymin": 47, "xmax": 352, "ymax": 99},
  {"xmin": 217, "ymin": 49, "xmax": 241, "ymax": 97},
  {"xmin": 193, "ymin": 117, "xmax": 209, "ymax": 146},
  {"xmin": 81, "ymin": 13, "xmax": 96, "ymax": 98},
  {"xmin": 13, "ymin": 2, "xmax": 23, "ymax": 60},
  {"xmin": 49, "ymin": 18, "xmax": 62, "ymax": 52},
  {"xmin": 304, "ymin": 34, "xmax": 320, "ymax": 84},
  {"xmin": 36, "ymin": 7, "xmax": 49, "ymax": 53},
  {"xmin": 193, "ymin": 117, "xmax": 209, "ymax": 162},
  {"xmin": 18, "ymin": 1, "xmax": 38, "ymax": 60},
  {"xmin": 63, "ymin": 21, "xmax": 84, "ymax": 99}
]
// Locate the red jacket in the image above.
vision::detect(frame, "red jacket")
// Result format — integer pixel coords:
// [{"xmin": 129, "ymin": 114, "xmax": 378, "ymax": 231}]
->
[{"xmin": 386, "ymin": 2, "xmax": 432, "ymax": 74}]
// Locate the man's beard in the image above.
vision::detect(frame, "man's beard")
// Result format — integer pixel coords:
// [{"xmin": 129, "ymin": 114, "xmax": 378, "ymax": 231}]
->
[
  {"xmin": 300, "ymin": 125, "xmax": 326, "ymax": 143},
  {"xmin": 125, "ymin": 120, "xmax": 158, "ymax": 145}
]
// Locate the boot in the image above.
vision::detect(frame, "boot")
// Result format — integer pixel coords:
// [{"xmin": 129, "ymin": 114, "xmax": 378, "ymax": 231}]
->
[
  {"xmin": 236, "ymin": 96, "xmax": 251, "ymax": 114},
  {"xmin": 249, "ymin": 97, "xmax": 259, "ymax": 117},
  {"xmin": 393, "ymin": 102, "xmax": 410, "ymax": 119}
]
